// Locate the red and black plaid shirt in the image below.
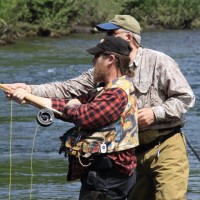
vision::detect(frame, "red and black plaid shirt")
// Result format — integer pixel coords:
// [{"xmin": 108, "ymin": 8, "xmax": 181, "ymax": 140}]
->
[{"xmin": 52, "ymin": 87, "xmax": 137, "ymax": 181}]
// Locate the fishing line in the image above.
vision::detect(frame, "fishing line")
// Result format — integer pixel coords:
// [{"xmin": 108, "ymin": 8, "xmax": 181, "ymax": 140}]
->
[
  {"xmin": 8, "ymin": 99, "xmax": 13, "ymax": 200},
  {"xmin": 29, "ymin": 124, "xmax": 40, "ymax": 200},
  {"xmin": 0, "ymin": 85, "xmax": 54, "ymax": 199},
  {"xmin": 185, "ymin": 136, "xmax": 200, "ymax": 162},
  {"xmin": 7, "ymin": 99, "xmax": 41, "ymax": 200}
]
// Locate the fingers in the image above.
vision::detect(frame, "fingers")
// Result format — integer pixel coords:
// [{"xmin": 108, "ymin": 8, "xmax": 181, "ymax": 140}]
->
[
  {"xmin": 2, "ymin": 84, "xmax": 32, "ymax": 102},
  {"xmin": 12, "ymin": 89, "xmax": 27, "ymax": 104},
  {"xmin": 138, "ymin": 108, "xmax": 155, "ymax": 128},
  {"xmin": 4, "ymin": 90, "xmax": 12, "ymax": 98},
  {"xmin": 8, "ymin": 83, "xmax": 27, "ymax": 90},
  {"xmin": 2, "ymin": 83, "xmax": 28, "ymax": 101},
  {"xmin": 3, "ymin": 87, "xmax": 14, "ymax": 100}
]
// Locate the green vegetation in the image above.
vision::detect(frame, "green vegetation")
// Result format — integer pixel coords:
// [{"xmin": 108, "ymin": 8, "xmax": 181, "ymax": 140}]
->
[
  {"xmin": 0, "ymin": 0, "xmax": 200, "ymax": 44},
  {"xmin": 122, "ymin": 0, "xmax": 200, "ymax": 29}
]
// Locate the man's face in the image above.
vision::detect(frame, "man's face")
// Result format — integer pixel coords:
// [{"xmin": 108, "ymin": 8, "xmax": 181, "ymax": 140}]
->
[{"xmin": 93, "ymin": 54, "xmax": 108, "ymax": 84}]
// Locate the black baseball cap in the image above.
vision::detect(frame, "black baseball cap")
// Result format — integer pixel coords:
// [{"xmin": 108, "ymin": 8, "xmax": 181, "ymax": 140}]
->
[{"xmin": 87, "ymin": 36, "xmax": 132, "ymax": 56}]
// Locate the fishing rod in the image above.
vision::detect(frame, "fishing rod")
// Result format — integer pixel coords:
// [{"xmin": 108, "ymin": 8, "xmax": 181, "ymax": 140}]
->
[
  {"xmin": 0, "ymin": 83, "xmax": 67, "ymax": 127},
  {"xmin": 185, "ymin": 136, "xmax": 200, "ymax": 162}
]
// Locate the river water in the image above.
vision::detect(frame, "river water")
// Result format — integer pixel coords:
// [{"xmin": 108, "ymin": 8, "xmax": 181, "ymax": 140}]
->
[{"xmin": 0, "ymin": 30, "xmax": 200, "ymax": 200}]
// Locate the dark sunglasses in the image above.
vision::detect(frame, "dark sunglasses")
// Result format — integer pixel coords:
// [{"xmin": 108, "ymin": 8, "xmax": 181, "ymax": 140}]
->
[{"xmin": 106, "ymin": 30, "xmax": 116, "ymax": 36}]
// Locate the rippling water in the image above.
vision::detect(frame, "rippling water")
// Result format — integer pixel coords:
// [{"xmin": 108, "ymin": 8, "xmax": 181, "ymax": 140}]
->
[{"xmin": 0, "ymin": 30, "xmax": 200, "ymax": 199}]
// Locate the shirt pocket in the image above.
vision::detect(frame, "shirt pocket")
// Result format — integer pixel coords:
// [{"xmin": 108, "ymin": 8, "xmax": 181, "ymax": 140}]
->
[{"xmin": 135, "ymin": 83, "xmax": 162, "ymax": 109}]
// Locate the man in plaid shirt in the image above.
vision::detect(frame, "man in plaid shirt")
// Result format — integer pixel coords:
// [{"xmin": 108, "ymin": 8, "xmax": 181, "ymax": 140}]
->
[{"xmin": 11, "ymin": 36, "xmax": 138, "ymax": 200}]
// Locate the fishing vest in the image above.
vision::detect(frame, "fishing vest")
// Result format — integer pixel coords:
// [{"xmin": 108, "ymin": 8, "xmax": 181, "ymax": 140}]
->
[{"xmin": 60, "ymin": 75, "xmax": 138, "ymax": 158}]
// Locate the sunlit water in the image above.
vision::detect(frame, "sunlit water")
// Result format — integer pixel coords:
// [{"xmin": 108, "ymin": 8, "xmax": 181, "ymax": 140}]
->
[{"xmin": 0, "ymin": 30, "xmax": 200, "ymax": 199}]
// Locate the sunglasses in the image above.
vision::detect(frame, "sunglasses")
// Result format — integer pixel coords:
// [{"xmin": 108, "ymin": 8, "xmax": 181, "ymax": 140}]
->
[
  {"xmin": 106, "ymin": 30, "xmax": 116, "ymax": 36},
  {"xmin": 106, "ymin": 30, "xmax": 130, "ymax": 36}
]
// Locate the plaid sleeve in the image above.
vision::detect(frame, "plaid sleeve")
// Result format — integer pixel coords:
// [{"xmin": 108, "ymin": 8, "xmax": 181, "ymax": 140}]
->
[
  {"xmin": 51, "ymin": 98, "xmax": 68, "ymax": 112},
  {"xmin": 51, "ymin": 90, "xmax": 95, "ymax": 112},
  {"xmin": 63, "ymin": 87, "xmax": 128, "ymax": 129}
]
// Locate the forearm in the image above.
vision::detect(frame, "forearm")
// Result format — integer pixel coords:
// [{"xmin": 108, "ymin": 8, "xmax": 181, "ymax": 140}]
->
[{"xmin": 31, "ymin": 68, "xmax": 94, "ymax": 98}]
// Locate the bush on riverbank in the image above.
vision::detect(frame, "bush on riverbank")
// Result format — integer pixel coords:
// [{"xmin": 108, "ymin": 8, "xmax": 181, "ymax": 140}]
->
[
  {"xmin": 0, "ymin": 0, "xmax": 200, "ymax": 45},
  {"xmin": 122, "ymin": 0, "xmax": 200, "ymax": 29}
]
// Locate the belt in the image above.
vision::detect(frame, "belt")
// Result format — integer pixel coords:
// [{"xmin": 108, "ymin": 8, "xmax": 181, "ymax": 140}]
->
[{"xmin": 136, "ymin": 127, "xmax": 181, "ymax": 154}]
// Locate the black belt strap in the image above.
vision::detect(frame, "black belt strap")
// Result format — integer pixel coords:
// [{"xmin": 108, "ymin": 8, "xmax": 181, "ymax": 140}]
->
[{"xmin": 136, "ymin": 127, "xmax": 181, "ymax": 154}]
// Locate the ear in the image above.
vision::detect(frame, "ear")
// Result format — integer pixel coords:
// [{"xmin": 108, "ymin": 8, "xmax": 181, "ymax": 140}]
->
[
  {"xmin": 107, "ymin": 54, "xmax": 116, "ymax": 69},
  {"xmin": 108, "ymin": 54, "xmax": 116, "ymax": 63},
  {"xmin": 126, "ymin": 32, "xmax": 133, "ymax": 43}
]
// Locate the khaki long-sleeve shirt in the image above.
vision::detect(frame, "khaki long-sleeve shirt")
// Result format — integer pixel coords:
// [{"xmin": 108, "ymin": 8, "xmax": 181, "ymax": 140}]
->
[{"xmin": 31, "ymin": 47, "xmax": 195, "ymax": 130}]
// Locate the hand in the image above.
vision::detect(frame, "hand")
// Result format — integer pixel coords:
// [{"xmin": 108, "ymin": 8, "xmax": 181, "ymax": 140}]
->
[
  {"xmin": 138, "ymin": 108, "xmax": 155, "ymax": 129},
  {"xmin": 12, "ymin": 88, "xmax": 28, "ymax": 104},
  {"xmin": 66, "ymin": 99, "xmax": 81, "ymax": 107},
  {"xmin": 4, "ymin": 83, "xmax": 31, "ymax": 98}
]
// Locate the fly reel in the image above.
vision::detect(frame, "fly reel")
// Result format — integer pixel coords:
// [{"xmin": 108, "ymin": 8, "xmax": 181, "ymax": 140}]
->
[{"xmin": 36, "ymin": 108, "xmax": 55, "ymax": 127}]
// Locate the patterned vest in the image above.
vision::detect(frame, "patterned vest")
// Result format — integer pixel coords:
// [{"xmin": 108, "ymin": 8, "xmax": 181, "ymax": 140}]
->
[{"xmin": 61, "ymin": 75, "xmax": 138, "ymax": 158}]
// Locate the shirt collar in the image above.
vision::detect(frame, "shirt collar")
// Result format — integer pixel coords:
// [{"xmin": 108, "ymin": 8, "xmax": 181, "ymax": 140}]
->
[{"xmin": 131, "ymin": 47, "xmax": 143, "ymax": 68}]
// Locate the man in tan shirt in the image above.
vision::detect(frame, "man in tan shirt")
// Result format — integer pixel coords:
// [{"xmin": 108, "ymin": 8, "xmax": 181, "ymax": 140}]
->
[{"xmin": 6, "ymin": 15, "xmax": 195, "ymax": 200}]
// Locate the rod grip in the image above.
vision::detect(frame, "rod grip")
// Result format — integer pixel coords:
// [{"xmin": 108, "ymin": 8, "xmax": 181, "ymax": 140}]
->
[{"xmin": 0, "ymin": 83, "xmax": 13, "ymax": 92}]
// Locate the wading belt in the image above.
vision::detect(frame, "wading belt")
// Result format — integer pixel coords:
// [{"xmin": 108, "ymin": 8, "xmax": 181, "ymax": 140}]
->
[{"xmin": 135, "ymin": 126, "xmax": 181, "ymax": 154}]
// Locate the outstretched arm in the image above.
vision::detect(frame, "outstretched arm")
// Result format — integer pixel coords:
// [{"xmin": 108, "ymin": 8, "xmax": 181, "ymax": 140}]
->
[
  {"xmin": 10, "ymin": 88, "xmax": 70, "ymax": 120},
  {"xmin": 4, "ymin": 68, "xmax": 94, "ymax": 99},
  {"xmin": 31, "ymin": 68, "xmax": 94, "ymax": 98},
  {"xmin": 10, "ymin": 87, "xmax": 128, "ymax": 129}
]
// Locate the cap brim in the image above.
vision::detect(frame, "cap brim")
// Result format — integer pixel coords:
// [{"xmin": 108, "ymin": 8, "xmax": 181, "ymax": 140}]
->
[
  {"xmin": 87, "ymin": 46, "xmax": 104, "ymax": 55},
  {"xmin": 96, "ymin": 22, "xmax": 120, "ymax": 31}
]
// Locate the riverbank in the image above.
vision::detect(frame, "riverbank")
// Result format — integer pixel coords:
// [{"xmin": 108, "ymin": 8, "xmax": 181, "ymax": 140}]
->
[
  {"xmin": 2, "ymin": 22, "xmax": 199, "ymax": 46},
  {"xmin": 1, "ymin": 0, "xmax": 200, "ymax": 46},
  {"xmin": 0, "ymin": 23, "xmax": 100, "ymax": 45}
]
